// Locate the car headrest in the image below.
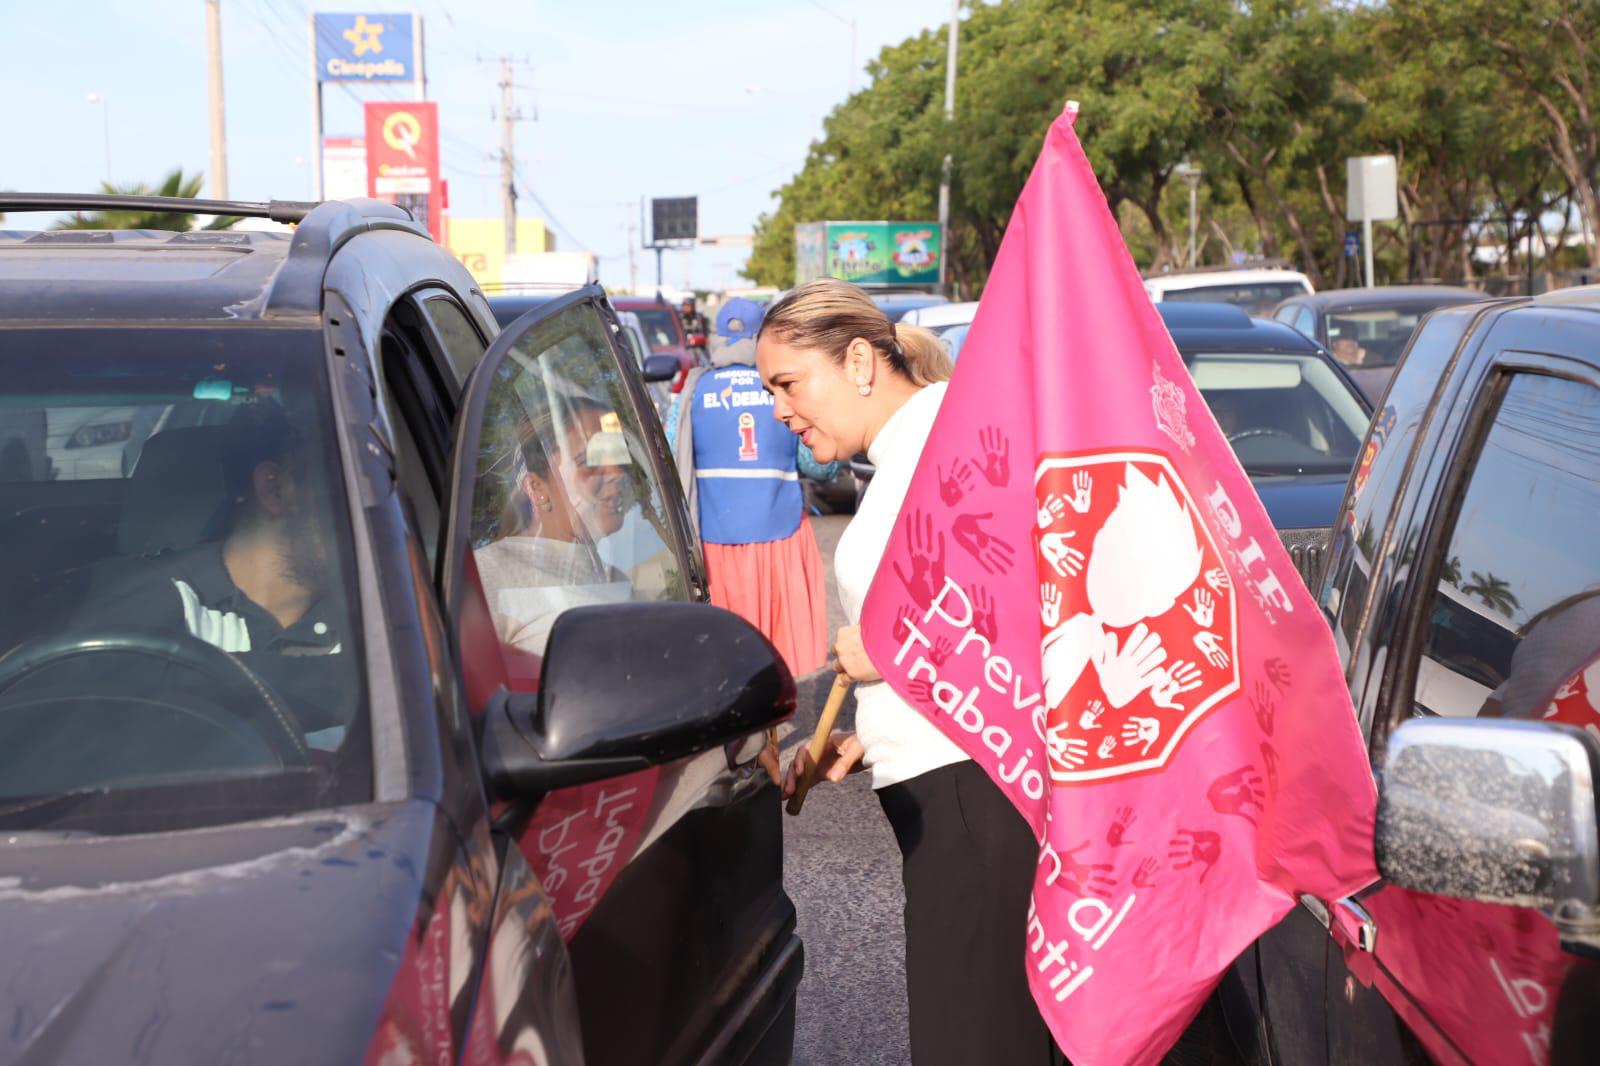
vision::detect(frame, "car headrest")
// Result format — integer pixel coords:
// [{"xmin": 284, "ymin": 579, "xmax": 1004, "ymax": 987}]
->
[{"xmin": 117, "ymin": 426, "xmax": 233, "ymax": 557}]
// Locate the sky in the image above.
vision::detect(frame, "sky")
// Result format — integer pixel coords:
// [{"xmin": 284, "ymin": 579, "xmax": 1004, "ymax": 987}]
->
[{"xmin": 2, "ymin": 0, "xmax": 957, "ymax": 291}]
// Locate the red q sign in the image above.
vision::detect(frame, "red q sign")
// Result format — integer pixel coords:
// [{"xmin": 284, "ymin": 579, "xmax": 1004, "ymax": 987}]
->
[{"xmin": 1034, "ymin": 451, "xmax": 1239, "ymax": 784}]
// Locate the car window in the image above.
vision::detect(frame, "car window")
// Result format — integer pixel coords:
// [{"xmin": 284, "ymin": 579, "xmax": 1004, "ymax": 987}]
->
[
  {"xmin": 1327, "ymin": 306, "xmax": 1433, "ymax": 370},
  {"xmin": 1294, "ymin": 306, "xmax": 1317, "ymax": 338},
  {"xmin": 0, "ymin": 328, "xmax": 371, "ymax": 832},
  {"xmin": 1185, "ymin": 351, "xmax": 1370, "ymax": 475},
  {"xmin": 1409, "ymin": 373, "xmax": 1600, "ymax": 723},
  {"xmin": 466, "ymin": 303, "xmax": 688, "ymax": 670},
  {"xmin": 420, "ymin": 294, "xmax": 487, "ymax": 384},
  {"xmin": 630, "ymin": 308, "xmax": 681, "ymax": 350},
  {"xmin": 1161, "ymin": 282, "xmax": 1309, "ymax": 316}
]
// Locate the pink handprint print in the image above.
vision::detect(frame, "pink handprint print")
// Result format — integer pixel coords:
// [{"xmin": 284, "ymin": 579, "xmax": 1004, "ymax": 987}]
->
[
  {"xmin": 1169, "ymin": 829, "xmax": 1222, "ymax": 883},
  {"xmin": 1251, "ymin": 680, "xmax": 1276, "ymax": 737},
  {"xmin": 1207, "ymin": 766, "xmax": 1267, "ymax": 826},
  {"xmin": 937, "ymin": 460, "xmax": 976, "ymax": 506},
  {"xmin": 892, "ymin": 509, "xmax": 945, "ymax": 606},
  {"xmin": 1062, "ymin": 840, "xmax": 1117, "ymax": 898},
  {"xmin": 1132, "ymin": 857, "xmax": 1160, "ymax": 889},
  {"xmin": 1264, "ymin": 656, "xmax": 1293, "ymax": 693},
  {"xmin": 1106, "ymin": 806, "xmax": 1137, "ymax": 847},
  {"xmin": 977, "ymin": 426, "xmax": 1010, "ymax": 487},
  {"xmin": 971, "ymin": 585, "xmax": 999, "ymax": 643},
  {"xmin": 953, "ymin": 512, "xmax": 1016, "ymax": 574}
]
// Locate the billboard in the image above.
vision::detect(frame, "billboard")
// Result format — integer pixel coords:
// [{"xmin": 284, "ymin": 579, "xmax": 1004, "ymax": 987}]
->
[
  {"xmin": 314, "ymin": 13, "xmax": 415, "ymax": 82},
  {"xmin": 796, "ymin": 221, "xmax": 943, "ymax": 288},
  {"xmin": 364, "ymin": 101, "xmax": 441, "ymax": 241},
  {"xmin": 651, "ymin": 197, "xmax": 697, "ymax": 243},
  {"xmin": 445, "ymin": 218, "xmax": 554, "ymax": 288},
  {"xmin": 322, "ymin": 137, "xmax": 367, "ymax": 201}
]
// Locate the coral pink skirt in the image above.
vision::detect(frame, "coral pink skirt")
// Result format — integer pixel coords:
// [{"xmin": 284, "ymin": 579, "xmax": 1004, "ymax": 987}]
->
[{"xmin": 703, "ymin": 516, "xmax": 829, "ymax": 677}]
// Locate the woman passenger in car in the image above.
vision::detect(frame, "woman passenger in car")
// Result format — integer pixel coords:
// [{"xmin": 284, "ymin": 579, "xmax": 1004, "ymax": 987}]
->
[
  {"xmin": 473, "ymin": 396, "xmax": 634, "ymax": 659},
  {"xmin": 756, "ymin": 278, "xmax": 1067, "ymax": 1065}
]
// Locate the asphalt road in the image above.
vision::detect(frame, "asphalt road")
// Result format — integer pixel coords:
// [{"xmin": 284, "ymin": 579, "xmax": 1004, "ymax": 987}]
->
[{"xmin": 781, "ymin": 514, "xmax": 912, "ymax": 1065}]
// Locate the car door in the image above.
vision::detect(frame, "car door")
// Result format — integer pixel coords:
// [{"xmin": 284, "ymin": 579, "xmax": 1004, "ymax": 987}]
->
[
  {"xmin": 1320, "ymin": 348, "xmax": 1600, "ymax": 1065},
  {"xmin": 438, "ymin": 287, "xmax": 798, "ymax": 1066}
]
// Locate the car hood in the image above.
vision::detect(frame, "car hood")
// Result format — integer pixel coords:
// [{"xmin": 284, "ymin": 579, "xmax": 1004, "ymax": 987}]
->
[
  {"xmin": 0, "ymin": 799, "xmax": 443, "ymax": 1065},
  {"xmin": 1249, "ymin": 471, "xmax": 1349, "ymax": 530}
]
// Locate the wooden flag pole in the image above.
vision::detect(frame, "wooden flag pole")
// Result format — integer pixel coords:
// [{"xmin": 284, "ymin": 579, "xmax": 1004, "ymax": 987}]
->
[{"xmin": 785, "ymin": 674, "xmax": 854, "ymax": 816}]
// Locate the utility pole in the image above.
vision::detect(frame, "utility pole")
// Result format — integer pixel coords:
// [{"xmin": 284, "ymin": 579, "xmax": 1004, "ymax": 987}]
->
[
  {"xmin": 499, "ymin": 58, "xmax": 517, "ymax": 256},
  {"xmin": 205, "ymin": 0, "xmax": 229, "ymax": 199},
  {"xmin": 937, "ymin": 0, "xmax": 959, "ymax": 295},
  {"xmin": 625, "ymin": 217, "xmax": 638, "ymax": 294}
]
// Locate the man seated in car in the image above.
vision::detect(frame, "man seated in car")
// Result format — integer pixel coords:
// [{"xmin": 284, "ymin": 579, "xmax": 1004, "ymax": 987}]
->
[
  {"xmin": 1331, "ymin": 334, "xmax": 1369, "ymax": 367},
  {"xmin": 75, "ymin": 402, "xmax": 355, "ymax": 741}
]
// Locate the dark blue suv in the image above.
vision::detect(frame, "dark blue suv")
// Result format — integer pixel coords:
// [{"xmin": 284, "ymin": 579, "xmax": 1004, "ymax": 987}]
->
[{"xmin": 0, "ymin": 194, "xmax": 800, "ymax": 1064}]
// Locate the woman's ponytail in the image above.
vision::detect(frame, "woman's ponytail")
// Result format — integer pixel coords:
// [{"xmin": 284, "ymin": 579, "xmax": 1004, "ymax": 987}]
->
[{"xmin": 889, "ymin": 321, "xmax": 952, "ymax": 385}]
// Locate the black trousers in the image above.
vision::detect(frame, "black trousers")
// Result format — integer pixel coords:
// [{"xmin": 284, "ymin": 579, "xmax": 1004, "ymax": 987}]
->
[{"xmin": 877, "ymin": 760, "xmax": 1069, "ymax": 1066}]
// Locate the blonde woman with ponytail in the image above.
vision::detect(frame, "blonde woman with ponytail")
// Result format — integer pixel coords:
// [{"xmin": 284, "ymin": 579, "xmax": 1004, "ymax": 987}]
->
[{"xmin": 756, "ymin": 278, "xmax": 1065, "ymax": 1065}]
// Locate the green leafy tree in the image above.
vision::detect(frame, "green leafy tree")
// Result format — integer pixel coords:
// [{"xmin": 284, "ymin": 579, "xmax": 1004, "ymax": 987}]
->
[
  {"xmin": 1464, "ymin": 570, "xmax": 1520, "ymax": 615},
  {"xmin": 52, "ymin": 168, "xmax": 237, "ymax": 231}
]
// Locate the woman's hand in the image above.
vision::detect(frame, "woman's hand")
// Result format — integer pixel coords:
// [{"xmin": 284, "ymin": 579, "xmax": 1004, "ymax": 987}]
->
[
  {"xmin": 833, "ymin": 624, "xmax": 880, "ymax": 682},
  {"xmin": 782, "ymin": 730, "xmax": 866, "ymax": 800}
]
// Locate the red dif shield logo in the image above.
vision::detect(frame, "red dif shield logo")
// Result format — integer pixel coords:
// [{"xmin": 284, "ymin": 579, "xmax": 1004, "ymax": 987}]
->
[{"xmin": 1034, "ymin": 450, "xmax": 1239, "ymax": 783}]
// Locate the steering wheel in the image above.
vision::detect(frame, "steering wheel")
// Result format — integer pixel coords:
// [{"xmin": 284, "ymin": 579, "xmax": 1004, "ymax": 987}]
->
[
  {"xmin": 1226, "ymin": 427, "xmax": 1302, "ymax": 446},
  {"xmin": 0, "ymin": 630, "xmax": 310, "ymax": 767}
]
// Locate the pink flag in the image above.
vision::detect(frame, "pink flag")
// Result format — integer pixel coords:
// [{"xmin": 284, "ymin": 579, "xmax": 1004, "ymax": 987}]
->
[{"xmin": 860, "ymin": 105, "xmax": 1379, "ymax": 1064}]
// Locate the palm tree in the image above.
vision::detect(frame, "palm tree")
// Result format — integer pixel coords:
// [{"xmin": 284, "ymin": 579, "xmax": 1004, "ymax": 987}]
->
[
  {"xmin": 1463, "ymin": 570, "xmax": 1520, "ymax": 615},
  {"xmin": 1440, "ymin": 554, "xmax": 1463, "ymax": 585},
  {"xmin": 51, "ymin": 168, "xmax": 238, "ymax": 231}
]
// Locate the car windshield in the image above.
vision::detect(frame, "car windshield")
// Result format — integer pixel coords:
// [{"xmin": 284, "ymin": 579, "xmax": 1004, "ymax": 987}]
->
[
  {"xmin": 0, "ymin": 328, "xmax": 370, "ymax": 834},
  {"xmin": 1163, "ymin": 282, "xmax": 1308, "ymax": 316},
  {"xmin": 1185, "ymin": 351, "xmax": 1369, "ymax": 476},
  {"xmin": 1326, "ymin": 305, "xmax": 1438, "ymax": 369},
  {"xmin": 631, "ymin": 308, "xmax": 681, "ymax": 350}
]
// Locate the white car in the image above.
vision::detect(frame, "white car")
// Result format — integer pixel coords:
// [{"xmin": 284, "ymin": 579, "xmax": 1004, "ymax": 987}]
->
[
  {"xmin": 1143, "ymin": 268, "xmax": 1313, "ymax": 315},
  {"xmin": 900, "ymin": 301, "xmax": 979, "ymax": 361}
]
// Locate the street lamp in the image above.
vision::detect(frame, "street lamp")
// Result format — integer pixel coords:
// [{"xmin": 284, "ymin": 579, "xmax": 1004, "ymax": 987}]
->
[
  {"xmin": 86, "ymin": 92, "xmax": 111, "ymax": 185},
  {"xmin": 1174, "ymin": 161, "xmax": 1203, "ymax": 268}
]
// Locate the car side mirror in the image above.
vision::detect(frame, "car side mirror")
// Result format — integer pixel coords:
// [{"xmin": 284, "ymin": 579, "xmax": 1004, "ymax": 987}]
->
[
  {"xmin": 481, "ymin": 602, "xmax": 795, "ymax": 796},
  {"xmin": 1377, "ymin": 718, "xmax": 1600, "ymax": 923},
  {"xmin": 641, "ymin": 354, "xmax": 680, "ymax": 383}
]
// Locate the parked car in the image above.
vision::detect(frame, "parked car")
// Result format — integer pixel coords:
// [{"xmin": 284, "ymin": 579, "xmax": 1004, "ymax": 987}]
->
[
  {"xmin": 852, "ymin": 303, "xmax": 1372, "ymax": 584},
  {"xmin": 1271, "ymin": 284, "xmax": 1489, "ymax": 402},
  {"xmin": 612, "ymin": 295, "xmax": 699, "ymax": 391},
  {"xmin": 1202, "ymin": 287, "xmax": 1600, "ymax": 1064},
  {"xmin": 868, "ymin": 289, "xmax": 949, "ymax": 322},
  {"xmin": 0, "ymin": 194, "xmax": 800, "ymax": 1065},
  {"xmin": 1144, "ymin": 266, "xmax": 1314, "ymax": 315},
  {"xmin": 901, "ymin": 300, "xmax": 978, "ymax": 361}
]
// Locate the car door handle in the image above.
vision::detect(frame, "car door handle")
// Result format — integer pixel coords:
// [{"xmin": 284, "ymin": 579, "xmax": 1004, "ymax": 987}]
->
[
  {"xmin": 1331, "ymin": 897, "xmax": 1378, "ymax": 953},
  {"xmin": 1299, "ymin": 893, "xmax": 1378, "ymax": 953}
]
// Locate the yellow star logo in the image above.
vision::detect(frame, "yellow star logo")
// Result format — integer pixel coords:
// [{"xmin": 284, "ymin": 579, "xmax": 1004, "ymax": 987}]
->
[{"xmin": 343, "ymin": 15, "xmax": 385, "ymax": 57}]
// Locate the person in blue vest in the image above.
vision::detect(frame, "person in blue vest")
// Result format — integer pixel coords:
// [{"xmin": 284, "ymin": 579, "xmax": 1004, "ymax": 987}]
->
[{"xmin": 668, "ymin": 297, "xmax": 835, "ymax": 677}]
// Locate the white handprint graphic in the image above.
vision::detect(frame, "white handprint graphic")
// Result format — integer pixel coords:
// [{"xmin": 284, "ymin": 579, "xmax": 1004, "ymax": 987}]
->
[
  {"xmin": 1068, "ymin": 470, "xmax": 1093, "ymax": 514},
  {"xmin": 1205, "ymin": 567, "xmax": 1231, "ymax": 593},
  {"xmin": 1122, "ymin": 716, "xmax": 1161, "ymax": 756},
  {"xmin": 1078, "ymin": 699, "xmax": 1105, "ymax": 730},
  {"xmin": 1150, "ymin": 660, "xmax": 1203, "ymax": 710},
  {"xmin": 1037, "ymin": 494, "xmax": 1066, "ymax": 529},
  {"xmin": 1040, "ymin": 583, "xmax": 1062, "ymax": 627},
  {"xmin": 1047, "ymin": 723, "xmax": 1089, "ymax": 769},
  {"xmin": 1193, "ymin": 631, "xmax": 1230, "ymax": 669},
  {"xmin": 1097, "ymin": 735, "xmax": 1117, "ymax": 759},
  {"xmin": 1040, "ymin": 530, "xmax": 1085, "ymax": 578},
  {"xmin": 1183, "ymin": 588, "xmax": 1215, "ymax": 628},
  {"xmin": 1092, "ymin": 622, "xmax": 1168, "ymax": 708}
]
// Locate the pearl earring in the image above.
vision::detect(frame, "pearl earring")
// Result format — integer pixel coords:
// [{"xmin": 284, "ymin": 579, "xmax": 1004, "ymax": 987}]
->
[{"xmin": 857, "ymin": 380, "xmax": 872, "ymax": 397}]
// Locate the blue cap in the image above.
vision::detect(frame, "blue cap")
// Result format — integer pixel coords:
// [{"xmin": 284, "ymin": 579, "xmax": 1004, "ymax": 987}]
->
[{"xmin": 715, "ymin": 297, "xmax": 765, "ymax": 342}]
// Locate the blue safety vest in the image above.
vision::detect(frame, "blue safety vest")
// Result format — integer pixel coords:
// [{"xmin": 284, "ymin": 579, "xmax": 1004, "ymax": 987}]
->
[{"xmin": 690, "ymin": 364, "xmax": 803, "ymax": 545}]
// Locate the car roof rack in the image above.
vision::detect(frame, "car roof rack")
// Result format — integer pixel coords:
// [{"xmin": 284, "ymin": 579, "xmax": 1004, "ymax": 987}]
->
[
  {"xmin": 0, "ymin": 192, "xmax": 321, "ymax": 224},
  {"xmin": 1, "ymin": 193, "xmax": 437, "ymax": 320}
]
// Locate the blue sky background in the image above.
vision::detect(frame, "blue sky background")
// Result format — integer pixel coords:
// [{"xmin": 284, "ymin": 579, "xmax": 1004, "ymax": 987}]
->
[{"xmin": 2, "ymin": 1, "xmax": 953, "ymax": 290}]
